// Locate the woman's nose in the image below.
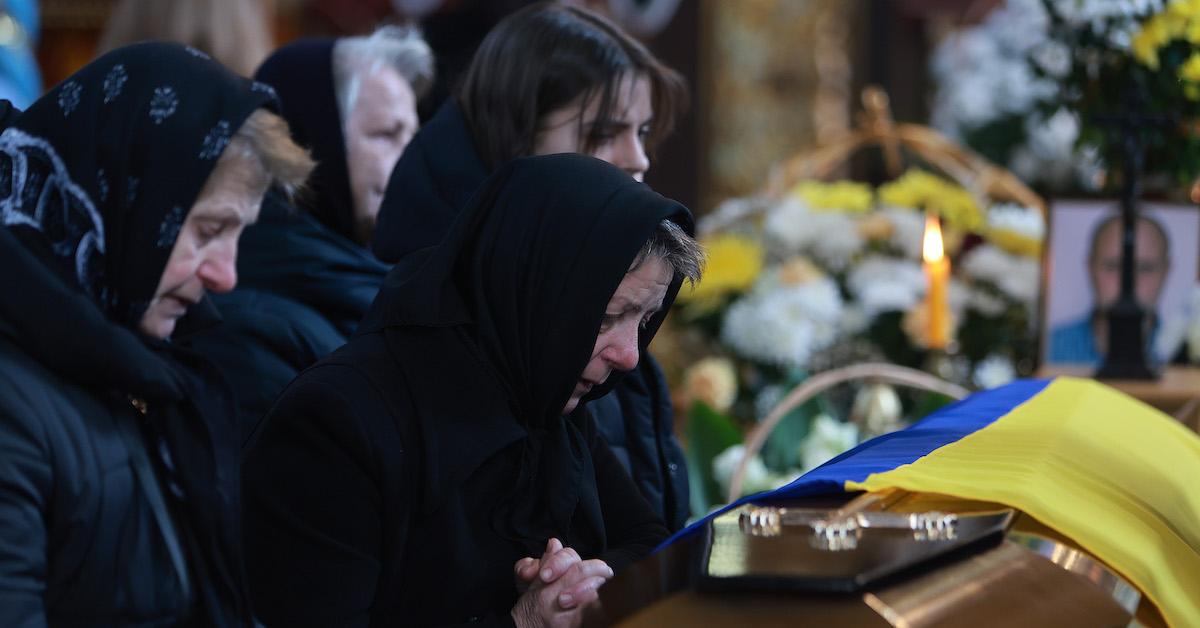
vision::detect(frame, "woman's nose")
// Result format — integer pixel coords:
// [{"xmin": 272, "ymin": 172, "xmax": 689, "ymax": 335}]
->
[
  {"xmin": 197, "ymin": 247, "xmax": 238, "ymax": 293},
  {"xmin": 603, "ymin": 323, "xmax": 641, "ymax": 372},
  {"xmin": 616, "ymin": 133, "xmax": 649, "ymax": 181}
]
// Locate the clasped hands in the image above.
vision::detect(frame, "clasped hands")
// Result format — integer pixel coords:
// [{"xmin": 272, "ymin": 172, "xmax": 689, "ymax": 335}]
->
[{"xmin": 510, "ymin": 538, "xmax": 613, "ymax": 628}]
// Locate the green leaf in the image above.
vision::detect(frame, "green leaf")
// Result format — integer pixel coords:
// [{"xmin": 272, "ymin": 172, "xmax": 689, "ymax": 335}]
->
[
  {"xmin": 685, "ymin": 400, "xmax": 743, "ymax": 513},
  {"xmin": 760, "ymin": 402, "xmax": 811, "ymax": 471}
]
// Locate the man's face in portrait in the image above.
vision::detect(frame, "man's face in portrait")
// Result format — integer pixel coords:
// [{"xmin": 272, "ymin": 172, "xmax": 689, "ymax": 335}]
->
[{"xmin": 1088, "ymin": 217, "xmax": 1170, "ymax": 312}]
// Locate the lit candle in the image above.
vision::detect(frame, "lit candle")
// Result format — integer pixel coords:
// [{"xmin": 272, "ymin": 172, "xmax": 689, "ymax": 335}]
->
[{"xmin": 922, "ymin": 213, "xmax": 950, "ymax": 350}]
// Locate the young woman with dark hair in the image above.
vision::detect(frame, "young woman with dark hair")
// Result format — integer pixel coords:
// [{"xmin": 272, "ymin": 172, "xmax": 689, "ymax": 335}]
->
[{"xmin": 371, "ymin": 0, "xmax": 693, "ymax": 533}]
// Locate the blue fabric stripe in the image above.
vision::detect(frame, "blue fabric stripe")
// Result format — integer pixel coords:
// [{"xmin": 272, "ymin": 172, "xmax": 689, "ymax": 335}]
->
[{"xmin": 656, "ymin": 378, "xmax": 1052, "ymax": 551}]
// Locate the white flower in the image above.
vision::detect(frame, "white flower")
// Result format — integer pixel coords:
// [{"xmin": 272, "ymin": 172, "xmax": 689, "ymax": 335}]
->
[
  {"xmin": 838, "ymin": 304, "xmax": 871, "ymax": 335},
  {"xmin": 973, "ymin": 355, "xmax": 1017, "ymax": 389},
  {"xmin": 713, "ymin": 444, "xmax": 770, "ymax": 497},
  {"xmin": 763, "ymin": 198, "xmax": 863, "ymax": 270},
  {"xmin": 721, "ymin": 275, "xmax": 844, "ymax": 370},
  {"xmin": 800, "ymin": 414, "xmax": 859, "ymax": 472},
  {"xmin": 846, "ymin": 254, "xmax": 927, "ymax": 316},
  {"xmin": 960, "ymin": 244, "xmax": 1040, "ymax": 305},
  {"xmin": 881, "ymin": 206, "xmax": 926, "ymax": 259},
  {"xmin": 988, "ymin": 202, "xmax": 1046, "ymax": 241},
  {"xmin": 1031, "ymin": 40, "xmax": 1071, "ymax": 78}
]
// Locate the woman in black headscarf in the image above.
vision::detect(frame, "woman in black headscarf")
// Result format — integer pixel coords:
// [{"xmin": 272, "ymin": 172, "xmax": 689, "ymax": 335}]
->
[
  {"xmin": 371, "ymin": 2, "xmax": 693, "ymax": 533},
  {"xmin": 0, "ymin": 43, "xmax": 312, "ymax": 626},
  {"xmin": 243, "ymin": 154, "xmax": 704, "ymax": 627},
  {"xmin": 186, "ymin": 31, "xmax": 433, "ymax": 433}
]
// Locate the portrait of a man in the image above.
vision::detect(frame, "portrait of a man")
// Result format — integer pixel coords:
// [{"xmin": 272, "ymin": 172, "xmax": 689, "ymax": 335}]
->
[{"xmin": 1043, "ymin": 201, "xmax": 1200, "ymax": 367}]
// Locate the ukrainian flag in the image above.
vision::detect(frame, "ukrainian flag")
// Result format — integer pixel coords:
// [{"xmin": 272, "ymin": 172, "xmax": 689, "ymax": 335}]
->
[{"xmin": 664, "ymin": 377, "xmax": 1200, "ymax": 627}]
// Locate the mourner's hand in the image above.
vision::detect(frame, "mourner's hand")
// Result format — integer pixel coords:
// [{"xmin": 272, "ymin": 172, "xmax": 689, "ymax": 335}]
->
[
  {"xmin": 510, "ymin": 538, "xmax": 614, "ymax": 628},
  {"xmin": 513, "ymin": 538, "xmax": 586, "ymax": 589}
]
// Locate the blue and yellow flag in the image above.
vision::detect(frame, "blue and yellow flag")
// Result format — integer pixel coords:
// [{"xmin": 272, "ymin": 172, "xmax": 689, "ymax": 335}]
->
[{"xmin": 664, "ymin": 377, "xmax": 1200, "ymax": 627}]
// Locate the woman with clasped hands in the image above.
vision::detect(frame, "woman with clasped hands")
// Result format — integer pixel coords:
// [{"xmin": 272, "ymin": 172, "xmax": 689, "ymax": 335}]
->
[{"xmin": 243, "ymin": 154, "xmax": 704, "ymax": 627}]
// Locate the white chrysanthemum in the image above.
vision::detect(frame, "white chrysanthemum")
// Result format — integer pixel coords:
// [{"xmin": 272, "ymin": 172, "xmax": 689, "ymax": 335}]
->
[
  {"xmin": 880, "ymin": 206, "xmax": 926, "ymax": 259},
  {"xmin": 713, "ymin": 444, "xmax": 770, "ymax": 497},
  {"xmin": 721, "ymin": 276, "xmax": 844, "ymax": 370},
  {"xmin": 973, "ymin": 355, "xmax": 1017, "ymax": 389},
  {"xmin": 928, "ymin": 0, "xmax": 1109, "ymax": 190},
  {"xmin": 846, "ymin": 255, "xmax": 927, "ymax": 316},
  {"xmin": 961, "ymin": 244, "xmax": 1040, "ymax": 305},
  {"xmin": 1031, "ymin": 40, "xmax": 1071, "ymax": 78},
  {"xmin": 799, "ymin": 414, "xmax": 859, "ymax": 472},
  {"xmin": 838, "ymin": 304, "xmax": 872, "ymax": 336},
  {"xmin": 988, "ymin": 202, "xmax": 1046, "ymax": 241},
  {"xmin": 763, "ymin": 198, "xmax": 863, "ymax": 270}
]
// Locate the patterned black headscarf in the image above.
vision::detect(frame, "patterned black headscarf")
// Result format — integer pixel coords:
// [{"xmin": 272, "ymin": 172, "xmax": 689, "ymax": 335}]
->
[{"xmin": 0, "ymin": 41, "xmax": 279, "ymax": 328}]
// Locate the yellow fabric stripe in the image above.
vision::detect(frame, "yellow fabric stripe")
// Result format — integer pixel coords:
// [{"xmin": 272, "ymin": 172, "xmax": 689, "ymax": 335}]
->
[{"xmin": 846, "ymin": 377, "xmax": 1200, "ymax": 628}]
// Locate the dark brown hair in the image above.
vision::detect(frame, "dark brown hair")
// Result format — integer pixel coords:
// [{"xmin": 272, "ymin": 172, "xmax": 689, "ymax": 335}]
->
[{"xmin": 457, "ymin": 2, "xmax": 688, "ymax": 171}]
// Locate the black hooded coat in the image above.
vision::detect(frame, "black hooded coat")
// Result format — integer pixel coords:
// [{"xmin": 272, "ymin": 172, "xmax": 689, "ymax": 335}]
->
[
  {"xmin": 0, "ymin": 43, "xmax": 273, "ymax": 626},
  {"xmin": 243, "ymin": 155, "xmax": 684, "ymax": 627},
  {"xmin": 371, "ymin": 101, "xmax": 690, "ymax": 531},
  {"xmin": 186, "ymin": 40, "xmax": 389, "ymax": 436}
]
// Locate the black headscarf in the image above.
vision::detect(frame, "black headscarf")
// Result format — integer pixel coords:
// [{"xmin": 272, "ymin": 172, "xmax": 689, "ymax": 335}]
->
[
  {"xmin": 370, "ymin": 101, "xmax": 489, "ymax": 263},
  {"xmin": 361, "ymin": 154, "xmax": 692, "ymax": 554},
  {"xmin": 254, "ymin": 39, "xmax": 358, "ymax": 241},
  {"xmin": 0, "ymin": 42, "xmax": 278, "ymax": 624},
  {"xmin": 0, "ymin": 41, "xmax": 278, "ymax": 327}
]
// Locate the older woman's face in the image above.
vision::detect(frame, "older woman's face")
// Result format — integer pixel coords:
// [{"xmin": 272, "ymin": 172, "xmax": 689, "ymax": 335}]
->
[
  {"xmin": 344, "ymin": 66, "xmax": 418, "ymax": 246},
  {"xmin": 138, "ymin": 149, "xmax": 267, "ymax": 339},
  {"xmin": 564, "ymin": 256, "xmax": 672, "ymax": 414}
]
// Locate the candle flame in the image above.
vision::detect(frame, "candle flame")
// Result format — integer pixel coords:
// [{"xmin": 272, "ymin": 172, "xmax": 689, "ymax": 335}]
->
[{"xmin": 923, "ymin": 214, "xmax": 944, "ymax": 263}]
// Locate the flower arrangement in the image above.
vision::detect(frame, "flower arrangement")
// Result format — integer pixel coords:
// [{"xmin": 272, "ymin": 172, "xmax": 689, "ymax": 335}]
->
[
  {"xmin": 931, "ymin": 0, "xmax": 1200, "ymax": 192},
  {"xmin": 929, "ymin": 0, "xmax": 1102, "ymax": 191},
  {"xmin": 1044, "ymin": 0, "xmax": 1200, "ymax": 186},
  {"xmin": 675, "ymin": 172, "xmax": 1044, "ymax": 510}
]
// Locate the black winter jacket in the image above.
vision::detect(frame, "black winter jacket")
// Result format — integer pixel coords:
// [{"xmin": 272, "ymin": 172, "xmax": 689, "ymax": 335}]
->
[
  {"xmin": 0, "ymin": 231, "xmax": 250, "ymax": 627},
  {"xmin": 371, "ymin": 102, "xmax": 690, "ymax": 530},
  {"xmin": 187, "ymin": 191, "xmax": 389, "ymax": 436},
  {"xmin": 243, "ymin": 330, "xmax": 667, "ymax": 627}
]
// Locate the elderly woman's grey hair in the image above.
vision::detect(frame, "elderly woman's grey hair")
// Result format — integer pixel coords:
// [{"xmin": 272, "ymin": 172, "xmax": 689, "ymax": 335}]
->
[
  {"xmin": 331, "ymin": 25, "xmax": 435, "ymax": 124},
  {"xmin": 633, "ymin": 219, "xmax": 705, "ymax": 286}
]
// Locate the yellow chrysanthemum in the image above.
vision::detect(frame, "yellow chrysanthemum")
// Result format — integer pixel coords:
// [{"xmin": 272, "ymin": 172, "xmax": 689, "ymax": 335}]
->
[
  {"xmin": 1132, "ymin": 15, "xmax": 1170, "ymax": 69},
  {"xmin": 1133, "ymin": 2, "xmax": 1200, "ymax": 68},
  {"xmin": 987, "ymin": 229, "xmax": 1043, "ymax": 258},
  {"xmin": 878, "ymin": 169, "xmax": 984, "ymax": 232},
  {"xmin": 676, "ymin": 233, "xmax": 763, "ymax": 307},
  {"xmin": 790, "ymin": 180, "xmax": 874, "ymax": 213},
  {"xmin": 1181, "ymin": 52, "xmax": 1200, "ymax": 83}
]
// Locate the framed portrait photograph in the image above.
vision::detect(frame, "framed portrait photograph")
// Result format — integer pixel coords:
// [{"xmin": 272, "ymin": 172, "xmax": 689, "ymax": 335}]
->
[{"xmin": 1040, "ymin": 200, "xmax": 1200, "ymax": 368}]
